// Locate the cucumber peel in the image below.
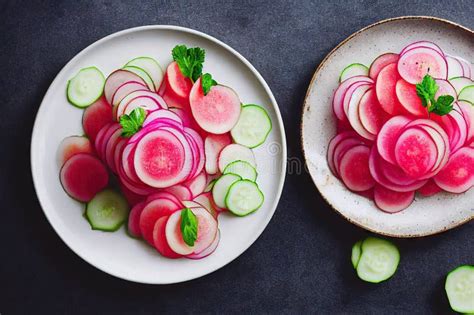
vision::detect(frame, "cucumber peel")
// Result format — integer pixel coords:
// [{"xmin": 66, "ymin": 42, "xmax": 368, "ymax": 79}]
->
[
  {"xmin": 223, "ymin": 160, "xmax": 258, "ymax": 181},
  {"xmin": 445, "ymin": 265, "xmax": 474, "ymax": 313},
  {"xmin": 85, "ymin": 189, "xmax": 129, "ymax": 232},
  {"xmin": 339, "ymin": 63, "xmax": 369, "ymax": 82},
  {"xmin": 230, "ymin": 105, "xmax": 272, "ymax": 148},
  {"xmin": 67, "ymin": 66, "xmax": 105, "ymax": 108},
  {"xmin": 355, "ymin": 237, "xmax": 400, "ymax": 283}
]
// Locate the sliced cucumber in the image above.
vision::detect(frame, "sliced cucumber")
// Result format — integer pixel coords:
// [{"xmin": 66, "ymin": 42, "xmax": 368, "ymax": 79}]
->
[
  {"xmin": 204, "ymin": 179, "xmax": 217, "ymax": 193},
  {"xmin": 450, "ymin": 77, "xmax": 474, "ymax": 94},
  {"xmin": 85, "ymin": 189, "xmax": 129, "ymax": 231},
  {"xmin": 445, "ymin": 265, "xmax": 474, "ymax": 313},
  {"xmin": 67, "ymin": 67, "xmax": 105, "ymax": 108},
  {"xmin": 230, "ymin": 105, "xmax": 272, "ymax": 148},
  {"xmin": 351, "ymin": 240, "xmax": 363, "ymax": 269},
  {"xmin": 122, "ymin": 65, "xmax": 155, "ymax": 90},
  {"xmin": 339, "ymin": 63, "xmax": 369, "ymax": 82},
  {"xmin": 459, "ymin": 85, "xmax": 474, "ymax": 104},
  {"xmin": 225, "ymin": 180, "xmax": 264, "ymax": 216},
  {"xmin": 125, "ymin": 57, "xmax": 164, "ymax": 90},
  {"xmin": 223, "ymin": 160, "xmax": 258, "ymax": 181},
  {"xmin": 212, "ymin": 174, "xmax": 241, "ymax": 209},
  {"xmin": 356, "ymin": 237, "xmax": 400, "ymax": 283}
]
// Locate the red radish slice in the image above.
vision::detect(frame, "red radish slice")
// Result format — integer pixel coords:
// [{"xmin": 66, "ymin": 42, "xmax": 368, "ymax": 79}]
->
[
  {"xmin": 113, "ymin": 138, "xmax": 127, "ymax": 176},
  {"xmin": 398, "ymin": 47, "xmax": 448, "ymax": 84},
  {"xmin": 189, "ymin": 77, "xmax": 241, "ymax": 134},
  {"xmin": 121, "ymin": 96, "xmax": 161, "ymax": 118},
  {"xmin": 60, "ymin": 153, "xmax": 109, "ymax": 202},
  {"xmin": 358, "ymin": 88, "xmax": 390, "ymax": 134},
  {"xmin": 345, "ymin": 85, "xmax": 375, "ymax": 140},
  {"xmin": 338, "ymin": 145, "xmax": 375, "ymax": 191},
  {"xmin": 400, "ymin": 41, "xmax": 444, "ymax": 56},
  {"xmin": 115, "ymin": 90, "xmax": 167, "ymax": 120},
  {"xmin": 99, "ymin": 123, "xmax": 121, "ymax": 161},
  {"xmin": 165, "ymin": 184, "xmax": 193, "ymax": 201},
  {"xmin": 382, "ymin": 161, "xmax": 417, "ymax": 186},
  {"xmin": 160, "ymin": 126, "xmax": 197, "ymax": 178},
  {"xmin": 118, "ymin": 165, "xmax": 156, "ymax": 196},
  {"xmin": 184, "ymin": 171, "xmax": 207, "ymax": 197},
  {"xmin": 395, "ymin": 128, "xmax": 437, "ymax": 178},
  {"xmin": 434, "ymin": 147, "xmax": 474, "ymax": 193},
  {"xmin": 333, "ymin": 76, "xmax": 373, "ymax": 121},
  {"xmin": 82, "ymin": 96, "xmax": 113, "ymax": 143},
  {"xmin": 327, "ymin": 131, "xmax": 359, "ymax": 176},
  {"xmin": 434, "ymin": 79, "xmax": 457, "ymax": 98},
  {"xmin": 104, "ymin": 69, "xmax": 147, "ymax": 104},
  {"xmin": 218, "ymin": 144, "xmax": 256, "ymax": 173},
  {"xmin": 187, "ymin": 229, "xmax": 220, "ymax": 259},
  {"xmin": 94, "ymin": 123, "xmax": 113, "ymax": 160},
  {"xmin": 454, "ymin": 56, "xmax": 472, "ymax": 78},
  {"xmin": 164, "ymin": 210, "xmax": 194, "ymax": 255},
  {"xmin": 153, "ymin": 216, "xmax": 181, "ymax": 259},
  {"xmin": 193, "ymin": 192, "xmax": 218, "ymax": 219},
  {"xmin": 459, "ymin": 101, "xmax": 474, "ymax": 143},
  {"xmin": 333, "ymin": 138, "xmax": 365, "ymax": 176},
  {"xmin": 146, "ymin": 191, "xmax": 182, "ymax": 206},
  {"xmin": 376, "ymin": 115, "xmax": 412, "ymax": 165},
  {"xmin": 105, "ymin": 128, "xmax": 123, "ymax": 173},
  {"xmin": 374, "ymin": 185, "xmax": 414, "ymax": 213},
  {"xmin": 139, "ymin": 198, "xmax": 181, "ymax": 245},
  {"xmin": 446, "ymin": 55, "xmax": 465, "ymax": 79},
  {"xmin": 166, "ymin": 61, "xmax": 193, "ymax": 99},
  {"xmin": 205, "ymin": 133, "xmax": 232, "ymax": 174},
  {"xmin": 343, "ymin": 81, "xmax": 371, "ymax": 118},
  {"xmin": 418, "ymin": 180, "xmax": 442, "ymax": 197},
  {"xmin": 184, "ymin": 128, "xmax": 205, "ymax": 178},
  {"xmin": 111, "ymin": 81, "xmax": 147, "ymax": 106},
  {"xmin": 415, "ymin": 125, "xmax": 447, "ymax": 175},
  {"xmin": 395, "ymin": 79, "xmax": 427, "ymax": 117},
  {"xmin": 160, "ymin": 73, "xmax": 189, "ymax": 109},
  {"xmin": 143, "ymin": 109, "xmax": 183, "ymax": 129},
  {"xmin": 369, "ymin": 53, "xmax": 399, "ymax": 80},
  {"xmin": 119, "ymin": 183, "xmax": 144, "ymax": 206},
  {"xmin": 376, "ymin": 63, "xmax": 403, "ymax": 115},
  {"xmin": 57, "ymin": 136, "xmax": 93, "ymax": 166},
  {"xmin": 169, "ymin": 107, "xmax": 203, "ymax": 133},
  {"xmin": 128, "ymin": 201, "xmax": 146, "ymax": 238}
]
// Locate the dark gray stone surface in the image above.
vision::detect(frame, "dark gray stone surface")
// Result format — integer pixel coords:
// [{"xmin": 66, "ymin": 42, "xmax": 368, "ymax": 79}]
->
[{"xmin": 1, "ymin": 0, "xmax": 472, "ymax": 313}]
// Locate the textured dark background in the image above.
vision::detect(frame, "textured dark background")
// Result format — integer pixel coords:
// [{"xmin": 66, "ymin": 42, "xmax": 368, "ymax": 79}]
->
[{"xmin": 1, "ymin": 0, "xmax": 473, "ymax": 314}]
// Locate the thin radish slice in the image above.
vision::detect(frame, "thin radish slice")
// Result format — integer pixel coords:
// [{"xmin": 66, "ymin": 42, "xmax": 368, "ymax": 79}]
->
[
  {"xmin": 153, "ymin": 216, "xmax": 182, "ymax": 259},
  {"xmin": 143, "ymin": 109, "xmax": 183, "ymax": 128},
  {"xmin": 166, "ymin": 61, "xmax": 193, "ymax": 99},
  {"xmin": 146, "ymin": 191, "xmax": 182, "ymax": 206},
  {"xmin": 57, "ymin": 136, "xmax": 93, "ymax": 166},
  {"xmin": 184, "ymin": 171, "xmax": 207, "ymax": 197},
  {"xmin": 375, "ymin": 63, "xmax": 403, "ymax": 115},
  {"xmin": 459, "ymin": 101, "xmax": 474, "ymax": 143},
  {"xmin": 165, "ymin": 184, "xmax": 193, "ymax": 201},
  {"xmin": 99, "ymin": 123, "xmax": 121, "ymax": 161},
  {"xmin": 128, "ymin": 201, "xmax": 146, "ymax": 238},
  {"xmin": 164, "ymin": 210, "xmax": 194, "ymax": 255},
  {"xmin": 400, "ymin": 41, "xmax": 444, "ymax": 56},
  {"xmin": 121, "ymin": 96, "xmax": 161, "ymax": 119},
  {"xmin": 184, "ymin": 128, "xmax": 205, "ymax": 178},
  {"xmin": 415, "ymin": 125, "xmax": 447, "ymax": 174},
  {"xmin": 115, "ymin": 90, "xmax": 167, "ymax": 120},
  {"xmin": 446, "ymin": 55, "xmax": 465, "ymax": 79},
  {"xmin": 327, "ymin": 131, "xmax": 359, "ymax": 176},
  {"xmin": 382, "ymin": 161, "xmax": 417, "ymax": 186},
  {"xmin": 333, "ymin": 138, "xmax": 366, "ymax": 176},
  {"xmin": 113, "ymin": 139, "xmax": 127, "ymax": 178},
  {"xmin": 454, "ymin": 56, "xmax": 472, "ymax": 78},
  {"xmin": 374, "ymin": 185, "xmax": 414, "ymax": 213},
  {"xmin": 104, "ymin": 69, "xmax": 147, "ymax": 104},
  {"xmin": 395, "ymin": 79, "xmax": 427, "ymax": 117},
  {"xmin": 338, "ymin": 145, "xmax": 375, "ymax": 191},
  {"xmin": 418, "ymin": 180, "xmax": 442, "ymax": 197},
  {"xmin": 358, "ymin": 88, "xmax": 390, "ymax": 134},
  {"xmin": 218, "ymin": 144, "xmax": 256, "ymax": 173},
  {"xmin": 205, "ymin": 133, "xmax": 232, "ymax": 174},
  {"xmin": 434, "ymin": 79, "xmax": 457, "ymax": 98},
  {"xmin": 60, "ymin": 153, "xmax": 109, "ymax": 202},
  {"xmin": 345, "ymin": 85, "xmax": 375, "ymax": 140},
  {"xmin": 369, "ymin": 53, "xmax": 399, "ymax": 80},
  {"xmin": 187, "ymin": 229, "xmax": 220, "ymax": 260},
  {"xmin": 343, "ymin": 81, "xmax": 372, "ymax": 119},
  {"xmin": 82, "ymin": 96, "xmax": 113, "ymax": 143},
  {"xmin": 182, "ymin": 200, "xmax": 203, "ymax": 208},
  {"xmin": 139, "ymin": 198, "xmax": 181, "ymax": 245},
  {"xmin": 119, "ymin": 182, "xmax": 144, "ymax": 207},
  {"xmin": 111, "ymin": 81, "xmax": 147, "ymax": 106},
  {"xmin": 188, "ymin": 207, "xmax": 218, "ymax": 255},
  {"xmin": 193, "ymin": 192, "xmax": 218, "ymax": 219},
  {"xmin": 333, "ymin": 76, "xmax": 373, "ymax": 121},
  {"xmin": 104, "ymin": 128, "xmax": 123, "ymax": 173},
  {"xmin": 398, "ymin": 47, "xmax": 448, "ymax": 84},
  {"xmin": 434, "ymin": 147, "xmax": 474, "ymax": 193},
  {"xmin": 376, "ymin": 116, "xmax": 412, "ymax": 165},
  {"xmin": 169, "ymin": 107, "xmax": 202, "ymax": 131}
]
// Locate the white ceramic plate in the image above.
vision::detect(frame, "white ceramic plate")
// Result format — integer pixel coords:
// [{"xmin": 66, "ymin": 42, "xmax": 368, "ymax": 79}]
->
[
  {"xmin": 31, "ymin": 26, "xmax": 286, "ymax": 284},
  {"xmin": 302, "ymin": 17, "xmax": 473, "ymax": 237}
]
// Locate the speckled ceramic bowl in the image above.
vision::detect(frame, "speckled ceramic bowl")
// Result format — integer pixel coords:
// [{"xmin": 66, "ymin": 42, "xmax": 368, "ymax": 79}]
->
[{"xmin": 301, "ymin": 16, "xmax": 473, "ymax": 237}]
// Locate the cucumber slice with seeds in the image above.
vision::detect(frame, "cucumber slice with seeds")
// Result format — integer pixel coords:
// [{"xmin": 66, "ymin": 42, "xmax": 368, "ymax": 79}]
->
[
  {"xmin": 125, "ymin": 57, "xmax": 164, "ymax": 89},
  {"xmin": 351, "ymin": 240, "xmax": 363, "ymax": 269},
  {"xmin": 230, "ymin": 105, "xmax": 272, "ymax": 148},
  {"xmin": 339, "ymin": 63, "xmax": 369, "ymax": 82},
  {"xmin": 356, "ymin": 237, "xmax": 400, "ymax": 283},
  {"xmin": 122, "ymin": 65, "xmax": 155, "ymax": 90},
  {"xmin": 85, "ymin": 189, "xmax": 129, "ymax": 231},
  {"xmin": 445, "ymin": 265, "xmax": 474, "ymax": 313},
  {"xmin": 67, "ymin": 67, "xmax": 105, "ymax": 108},
  {"xmin": 223, "ymin": 160, "xmax": 258, "ymax": 181},
  {"xmin": 212, "ymin": 174, "xmax": 241, "ymax": 209},
  {"xmin": 225, "ymin": 180, "xmax": 264, "ymax": 216}
]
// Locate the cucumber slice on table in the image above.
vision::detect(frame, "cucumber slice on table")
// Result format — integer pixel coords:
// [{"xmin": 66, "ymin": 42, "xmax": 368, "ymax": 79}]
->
[
  {"xmin": 339, "ymin": 63, "xmax": 369, "ymax": 82},
  {"xmin": 67, "ymin": 67, "xmax": 105, "ymax": 108},
  {"xmin": 125, "ymin": 57, "xmax": 164, "ymax": 89},
  {"xmin": 351, "ymin": 240, "xmax": 363, "ymax": 269},
  {"xmin": 230, "ymin": 105, "xmax": 272, "ymax": 148},
  {"xmin": 225, "ymin": 180, "xmax": 264, "ymax": 216},
  {"xmin": 85, "ymin": 189, "xmax": 129, "ymax": 232},
  {"xmin": 458, "ymin": 85, "xmax": 474, "ymax": 104},
  {"xmin": 122, "ymin": 65, "xmax": 155, "ymax": 90},
  {"xmin": 212, "ymin": 174, "xmax": 241, "ymax": 209},
  {"xmin": 355, "ymin": 237, "xmax": 400, "ymax": 283},
  {"xmin": 445, "ymin": 265, "xmax": 474, "ymax": 314},
  {"xmin": 223, "ymin": 160, "xmax": 258, "ymax": 181}
]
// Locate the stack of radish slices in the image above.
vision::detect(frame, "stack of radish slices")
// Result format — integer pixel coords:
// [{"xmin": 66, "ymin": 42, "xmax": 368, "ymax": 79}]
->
[
  {"xmin": 58, "ymin": 45, "xmax": 272, "ymax": 259},
  {"xmin": 329, "ymin": 40, "xmax": 474, "ymax": 213}
]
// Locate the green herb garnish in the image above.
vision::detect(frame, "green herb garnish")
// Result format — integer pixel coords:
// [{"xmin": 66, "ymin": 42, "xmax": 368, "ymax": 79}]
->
[
  {"xmin": 180, "ymin": 208, "xmax": 198, "ymax": 247},
  {"xmin": 119, "ymin": 107, "xmax": 146, "ymax": 137},
  {"xmin": 172, "ymin": 44, "xmax": 205, "ymax": 82},
  {"xmin": 416, "ymin": 74, "xmax": 454, "ymax": 115},
  {"xmin": 201, "ymin": 73, "xmax": 217, "ymax": 95}
]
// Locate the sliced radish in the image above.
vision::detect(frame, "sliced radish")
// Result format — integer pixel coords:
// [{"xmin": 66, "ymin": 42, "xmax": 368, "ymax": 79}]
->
[
  {"xmin": 128, "ymin": 201, "xmax": 146, "ymax": 238},
  {"xmin": 446, "ymin": 55, "xmax": 465, "ymax": 79},
  {"xmin": 369, "ymin": 53, "xmax": 399, "ymax": 80},
  {"xmin": 205, "ymin": 133, "xmax": 232, "ymax": 174},
  {"xmin": 165, "ymin": 184, "xmax": 193, "ymax": 201},
  {"xmin": 382, "ymin": 160, "xmax": 417, "ymax": 186},
  {"xmin": 333, "ymin": 138, "xmax": 366, "ymax": 176},
  {"xmin": 98, "ymin": 123, "xmax": 121, "ymax": 161},
  {"xmin": 60, "ymin": 153, "xmax": 109, "ymax": 202},
  {"xmin": 184, "ymin": 171, "xmax": 207, "ymax": 197},
  {"xmin": 164, "ymin": 210, "xmax": 194, "ymax": 255},
  {"xmin": 189, "ymin": 207, "xmax": 218, "ymax": 254},
  {"xmin": 104, "ymin": 128, "xmax": 123, "ymax": 173},
  {"xmin": 104, "ymin": 69, "xmax": 147, "ymax": 104},
  {"xmin": 189, "ymin": 77, "xmax": 241, "ymax": 134},
  {"xmin": 345, "ymin": 84, "xmax": 375, "ymax": 140},
  {"xmin": 153, "ymin": 216, "xmax": 181, "ymax": 259},
  {"xmin": 434, "ymin": 147, "xmax": 474, "ymax": 193},
  {"xmin": 121, "ymin": 96, "xmax": 161, "ymax": 118},
  {"xmin": 338, "ymin": 145, "xmax": 375, "ymax": 191},
  {"xmin": 143, "ymin": 109, "xmax": 183, "ymax": 129},
  {"xmin": 57, "ymin": 136, "xmax": 93, "ymax": 166},
  {"xmin": 139, "ymin": 198, "xmax": 181, "ymax": 245},
  {"xmin": 454, "ymin": 56, "xmax": 472, "ymax": 78},
  {"xmin": 395, "ymin": 79, "xmax": 427, "ymax": 117},
  {"xmin": 434, "ymin": 79, "xmax": 457, "ymax": 98},
  {"xmin": 218, "ymin": 143, "xmax": 256, "ymax": 173},
  {"xmin": 193, "ymin": 192, "xmax": 218, "ymax": 219},
  {"xmin": 376, "ymin": 115, "xmax": 412, "ymax": 165},
  {"xmin": 398, "ymin": 47, "xmax": 448, "ymax": 84},
  {"xmin": 119, "ymin": 182, "xmax": 144, "ymax": 206},
  {"xmin": 111, "ymin": 81, "xmax": 147, "ymax": 106},
  {"xmin": 459, "ymin": 101, "xmax": 474, "ymax": 143},
  {"xmin": 146, "ymin": 191, "xmax": 182, "ymax": 207},
  {"xmin": 333, "ymin": 76, "xmax": 373, "ymax": 121},
  {"xmin": 115, "ymin": 90, "xmax": 166, "ymax": 120},
  {"xmin": 184, "ymin": 127, "xmax": 205, "ymax": 178},
  {"xmin": 169, "ymin": 107, "xmax": 203, "ymax": 133},
  {"xmin": 166, "ymin": 61, "xmax": 193, "ymax": 99},
  {"xmin": 327, "ymin": 131, "xmax": 359, "ymax": 176},
  {"xmin": 374, "ymin": 185, "xmax": 414, "ymax": 213},
  {"xmin": 358, "ymin": 88, "xmax": 390, "ymax": 134},
  {"xmin": 418, "ymin": 180, "xmax": 442, "ymax": 197},
  {"xmin": 187, "ymin": 229, "xmax": 220, "ymax": 260},
  {"xmin": 400, "ymin": 41, "xmax": 444, "ymax": 56},
  {"xmin": 375, "ymin": 63, "xmax": 403, "ymax": 115},
  {"xmin": 82, "ymin": 96, "xmax": 113, "ymax": 143}
]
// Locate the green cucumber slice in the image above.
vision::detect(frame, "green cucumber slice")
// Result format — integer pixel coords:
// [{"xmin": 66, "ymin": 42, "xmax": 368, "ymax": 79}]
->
[
  {"xmin": 122, "ymin": 65, "xmax": 155, "ymax": 90},
  {"xmin": 450, "ymin": 77, "xmax": 474, "ymax": 94},
  {"xmin": 459, "ymin": 85, "xmax": 474, "ymax": 104},
  {"xmin": 85, "ymin": 189, "xmax": 129, "ymax": 231},
  {"xmin": 125, "ymin": 57, "xmax": 164, "ymax": 90},
  {"xmin": 223, "ymin": 160, "xmax": 258, "ymax": 181},
  {"xmin": 230, "ymin": 105, "xmax": 272, "ymax": 148},
  {"xmin": 445, "ymin": 265, "xmax": 474, "ymax": 313},
  {"xmin": 67, "ymin": 67, "xmax": 105, "ymax": 108},
  {"xmin": 351, "ymin": 240, "xmax": 363, "ymax": 269},
  {"xmin": 225, "ymin": 180, "xmax": 264, "ymax": 216},
  {"xmin": 356, "ymin": 237, "xmax": 400, "ymax": 283},
  {"xmin": 212, "ymin": 174, "xmax": 241, "ymax": 209},
  {"xmin": 339, "ymin": 63, "xmax": 369, "ymax": 82},
  {"xmin": 204, "ymin": 179, "xmax": 217, "ymax": 193}
]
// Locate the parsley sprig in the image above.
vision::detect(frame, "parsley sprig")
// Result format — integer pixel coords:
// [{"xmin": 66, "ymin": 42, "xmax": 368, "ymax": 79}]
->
[
  {"xmin": 172, "ymin": 45, "xmax": 205, "ymax": 82},
  {"xmin": 201, "ymin": 73, "xmax": 218, "ymax": 95},
  {"xmin": 119, "ymin": 107, "xmax": 146, "ymax": 137},
  {"xmin": 180, "ymin": 208, "xmax": 198, "ymax": 246},
  {"xmin": 416, "ymin": 75, "xmax": 454, "ymax": 116}
]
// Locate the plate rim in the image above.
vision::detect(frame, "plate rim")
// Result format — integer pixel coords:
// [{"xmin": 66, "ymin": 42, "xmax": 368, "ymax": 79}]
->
[
  {"xmin": 30, "ymin": 25, "xmax": 287, "ymax": 284},
  {"xmin": 300, "ymin": 16, "xmax": 474, "ymax": 238}
]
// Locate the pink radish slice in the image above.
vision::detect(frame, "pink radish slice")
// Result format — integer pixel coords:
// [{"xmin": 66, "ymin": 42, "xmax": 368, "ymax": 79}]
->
[
  {"xmin": 99, "ymin": 123, "xmax": 121, "ymax": 161},
  {"xmin": 357, "ymin": 189, "xmax": 374, "ymax": 200},
  {"xmin": 333, "ymin": 138, "xmax": 366, "ymax": 176},
  {"xmin": 119, "ymin": 183, "xmax": 144, "ymax": 207},
  {"xmin": 82, "ymin": 96, "xmax": 113, "ymax": 143},
  {"xmin": 434, "ymin": 79, "xmax": 457, "ymax": 99},
  {"xmin": 60, "ymin": 153, "xmax": 109, "ymax": 202},
  {"xmin": 104, "ymin": 69, "xmax": 147, "ymax": 104},
  {"xmin": 400, "ymin": 41, "xmax": 444, "ymax": 56},
  {"xmin": 94, "ymin": 123, "xmax": 113, "ymax": 160},
  {"xmin": 184, "ymin": 128, "xmax": 205, "ymax": 178},
  {"xmin": 169, "ymin": 107, "xmax": 203, "ymax": 134},
  {"xmin": 185, "ymin": 171, "xmax": 207, "ymax": 197},
  {"xmin": 374, "ymin": 185, "xmax": 415, "ymax": 213},
  {"xmin": 338, "ymin": 145, "xmax": 375, "ymax": 191},
  {"xmin": 146, "ymin": 191, "xmax": 182, "ymax": 207},
  {"xmin": 382, "ymin": 161, "xmax": 417, "ymax": 186},
  {"xmin": 160, "ymin": 126, "xmax": 196, "ymax": 179},
  {"xmin": 376, "ymin": 63, "xmax": 403, "ymax": 115},
  {"xmin": 376, "ymin": 115, "xmax": 412, "ymax": 165},
  {"xmin": 189, "ymin": 77, "xmax": 241, "ymax": 134},
  {"xmin": 459, "ymin": 101, "xmax": 474, "ymax": 143},
  {"xmin": 205, "ymin": 133, "xmax": 232, "ymax": 174},
  {"xmin": 333, "ymin": 76, "xmax": 373, "ymax": 121},
  {"xmin": 327, "ymin": 131, "xmax": 359, "ymax": 176},
  {"xmin": 454, "ymin": 56, "xmax": 472, "ymax": 78},
  {"xmin": 118, "ymin": 165, "xmax": 156, "ymax": 196},
  {"xmin": 161, "ymin": 73, "xmax": 189, "ymax": 109},
  {"xmin": 434, "ymin": 147, "xmax": 474, "ymax": 193},
  {"xmin": 143, "ymin": 109, "xmax": 183, "ymax": 129},
  {"xmin": 342, "ymin": 81, "xmax": 372, "ymax": 118},
  {"xmin": 111, "ymin": 81, "xmax": 147, "ymax": 106},
  {"xmin": 113, "ymin": 138, "xmax": 127, "ymax": 177},
  {"xmin": 345, "ymin": 85, "xmax": 375, "ymax": 140},
  {"xmin": 164, "ymin": 210, "xmax": 194, "ymax": 255},
  {"xmin": 57, "ymin": 136, "xmax": 93, "ymax": 166},
  {"xmin": 115, "ymin": 91, "xmax": 166, "ymax": 121},
  {"xmin": 153, "ymin": 216, "xmax": 181, "ymax": 259},
  {"xmin": 166, "ymin": 61, "xmax": 193, "ymax": 99},
  {"xmin": 165, "ymin": 184, "xmax": 193, "ymax": 201},
  {"xmin": 358, "ymin": 88, "xmax": 389, "ymax": 135},
  {"xmin": 418, "ymin": 180, "xmax": 442, "ymax": 197},
  {"xmin": 193, "ymin": 192, "xmax": 218, "ymax": 219},
  {"xmin": 187, "ymin": 229, "xmax": 220, "ymax": 259},
  {"xmin": 104, "ymin": 128, "xmax": 123, "ymax": 173},
  {"xmin": 398, "ymin": 47, "xmax": 448, "ymax": 84},
  {"xmin": 139, "ymin": 198, "xmax": 181, "ymax": 245},
  {"xmin": 414, "ymin": 125, "xmax": 447, "ymax": 175},
  {"xmin": 446, "ymin": 55, "xmax": 465, "ymax": 79},
  {"xmin": 121, "ymin": 96, "xmax": 161, "ymax": 119},
  {"xmin": 395, "ymin": 127, "xmax": 437, "ymax": 178},
  {"xmin": 395, "ymin": 79, "xmax": 427, "ymax": 117},
  {"xmin": 369, "ymin": 53, "xmax": 399, "ymax": 80},
  {"xmin": 128, "ymin": 201, "xmax": 146, "ymax": 238}
]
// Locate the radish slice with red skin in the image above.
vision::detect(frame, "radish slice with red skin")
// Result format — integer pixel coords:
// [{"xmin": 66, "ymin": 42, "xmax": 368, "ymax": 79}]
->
[
  {"xmin": 143, "ymin": 109, "xmax": 183, "ymax": 129},
  {"xmin": 369, "ymin": 53, "xmax": 399, "ymax": 80},
  {"xmin": 193, "ymin": 192, "xmax": 218, "ymax": 219},
  {"xmin": 60, "ymin": 153, "xmax": 109, "ymax": 202},
  {"xmin": 338, "ymin": 145, "xmax": 375, "ymax": 192},
  {"xmin": 166, "ymin": 61, "xmax": 193, "ymax": 99},
  {"xmin": 111, "ymin": 81, "xmax": 147, "ymax": 106},
  {"xmin": 164, "ymin": 210, "xmax": 194, "ymax": 255},
  {"xmin": 459, "ymin": 101, "xmax": 474, "ymax": 143},
  {"xmin": 184, "ymin": 127, "xmax": 205, "ymax": 178},
  {"xmin": 165, "ymin": 184, "xmax": 193, "ymax": 201},
  {"xmin": 454, "ymin": 56, "xmax": 472, "ymax": 78},
  {"xmin": 104, "ymin": 69, "xmax": 147, "ymax": 104},
  {"xmin": 446, "ymin": 55, "xmax": 465, "ymax": 79},
  {"xmin": 57, "ymin": 136, "xmax": 93, "ymax": 166},
  {"xmin": 82, "ymin": 96, "xmax": 113, "ymax": 143},
  {"xmin": 128, "ymin": 201, "xmax": 146, "ymax": 238},
  {"xmin": 99, "ymin": 123, "xmax": 121, "ymax": 161},
  {"xmin": 376, "ymin": 63, "xmax": 403, "ymax": 115},
  {"xmin": 160, "ymin": 126, "xmax": 198, "ymax": 180},
  {"xmin": 434, "ymin": 147, "xmax": 474, "ymax": 193},
  {"xmin": 113, "ymin": 139, "xmax": 127, "ymax": 178},
  {"xmin": 119, "ymin": 183, "xmax": 144, "ymax": 207},
  {"xmin": 187, "ymin": 229, "xmax": 220, "ymax": 259},
  {"xmin": 398, "ymin": 47, "xmax": 448, "ymax": 84},
  {"xmin": 374, "ymin": 185, "xmax": 415, "ymax": 213},
  {"xmin": 205, "ymin": 133, "xmax": 232, "ymax": 174},
  {"xmin": 121, "ymin": 96, "xmax": 161, "ymax": 119},
  {"xmin": 94, "ymin": 123, "xmax": 114, "ymax": 160},
  {"xmin": 184, "ymin": 171, "xmax": 207, "ymax": 197},
  {"xmin": 400, "ymin": 41, "xmax": 444, "ymax": 56},
  {"xmin": 382, "ymin": 161, "xmax": 417, "ymax": 186},
  {"xmin": 376, "ymin": 115, "xmax": 412, "ymax": 165},
  {"xmin": 346, "ymin": 85, "xmax": 375, "ymax": 140},
  {"xmin": 342, "ymin": 82, "xmax": 372, "ymax": 119},
  {"xmin": 169, "ymin": 107, "xmax": 204, "ymax": 135},
  {"xmin": 333, "ymin": 138, "xmax": 365, "ymax": 176},
  {"xmin": 359, "ymin": 88, "xmax": 390, "ymax": 135},
  {"xmin": 153, "ymin": 216, "xmax": 182, "ymax": 259},
  {"xmin": 327, "ymin": 131, "xmax": 359, "ymax": 176},
  {"xmin": 115, "ymin": 90, "xmax": 167, "ymax": 120},
  {"xmin": 395, "ymin": 79, "xmax": 427, "ymax": 117},
  {"xmin": 160, "ymin": 73, "xmax": 189, "ymax": 109},
  {"xmin": 333, "ymin": 76, "xmax": 373, "ymax": 121},
  {"xmin": 139, "ymin": 198, "xmax": 181, "ymax": 245},
  {"xmin": 414, "ymin": 125, "xmax": 447, "ymax": 175},
  {"xmin": 434, "ymin": 79, "xmax": 457, "ymax": 99},
  {"xmin": 146, "ymin": 191, "xmax": 182, "ymax": 206},
  {"xmin": 418, "ymin": 179, "xmax": 443, "ymax": 197},
  {"xmin": 104, "ymin": 128, "xmax": 123, "ymax": 173}
]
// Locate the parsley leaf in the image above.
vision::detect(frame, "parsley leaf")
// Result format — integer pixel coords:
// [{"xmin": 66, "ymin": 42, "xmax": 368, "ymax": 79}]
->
[
  {"xmin": 429, "ymin": 95, "xmax": 454, "ymax": 115},
  {"xmin": 172, "ymin": 44, "xmax": 205, "ymax": 82},
  {"xmin": 180, "ymin": 208, "xmax": 198, "ymax": 247},
  {"xmin": 201, "ymin": 73, "xmax": 217, "ymax": 95},
  {"xmin": 415, "ymin": 74, "xmax": 454, "ymax": 116},
  {"xmin": 119, "ymin": 107, "xmax": 146, "ymax": 137}
]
